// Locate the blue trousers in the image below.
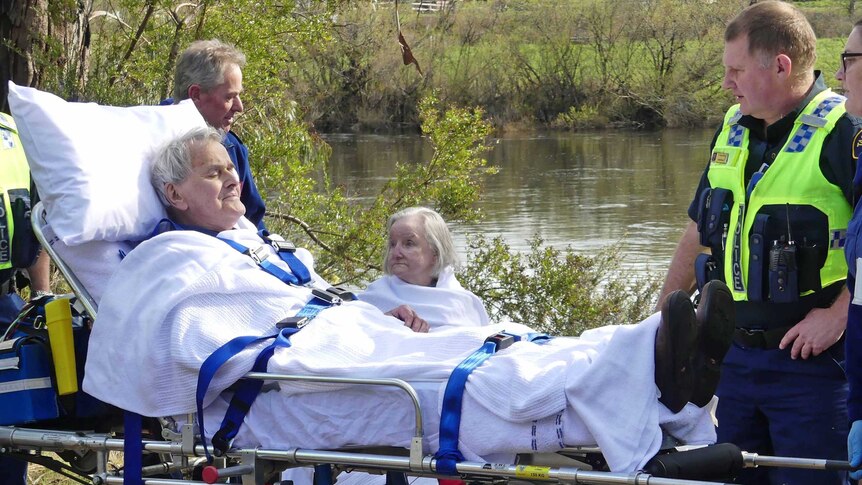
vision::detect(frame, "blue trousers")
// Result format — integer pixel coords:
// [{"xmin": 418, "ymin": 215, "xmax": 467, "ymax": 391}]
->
[
  {"xmin": 0, "ymin": 293, "xmax": 26, "ymax": 485},
  {"xmin": 716, "ymin": 342, "xmax": 849, "ymax": 484}
]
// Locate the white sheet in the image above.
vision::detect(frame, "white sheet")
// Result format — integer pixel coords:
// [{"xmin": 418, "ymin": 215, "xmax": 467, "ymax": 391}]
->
[
  {"xmin": 359, "ymin": 269, "xmax": 490, "ymax": 329},
  {"xmin": 83, "ymin": 228, "xmax": 714, "ymax": 472}
]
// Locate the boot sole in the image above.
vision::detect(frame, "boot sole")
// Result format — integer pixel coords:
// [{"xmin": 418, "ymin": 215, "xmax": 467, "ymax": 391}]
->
[
  {"xmin": 690, "ymin": 280, "xmax": 735, "ymax": 407},
  {"xmin": 655, "ymin": 290, "xmax": 697, "ymax": 413}
]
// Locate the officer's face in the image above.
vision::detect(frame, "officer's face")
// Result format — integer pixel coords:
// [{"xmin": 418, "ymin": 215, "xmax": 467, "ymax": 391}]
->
[
  {"xmin": 837, "ymin": 27, "xmax": 862, "ymax": 117},
  {"xmin": 166, "ymin": 140, "xmax": 245, "ymax": 232},
  {"xmin": 386, "ymin": 215, "xmax": 438, "ymax": 287},
  {"xmin": 191, "ymin": 64, "xmax": 244, "ymax": 132},
  {"xmin": 722, "ymin": 35, "xmax": 784, "ymax": 125}
]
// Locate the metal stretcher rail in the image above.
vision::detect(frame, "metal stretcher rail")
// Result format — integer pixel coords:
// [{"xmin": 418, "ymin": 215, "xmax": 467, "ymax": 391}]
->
[
  {"xmin": 31, "ymin": 203, "xmax": 98, "ymax": 317},
  {"xmin": 1, "ymin": 424, "xmax": 734, "ymax": 485}
]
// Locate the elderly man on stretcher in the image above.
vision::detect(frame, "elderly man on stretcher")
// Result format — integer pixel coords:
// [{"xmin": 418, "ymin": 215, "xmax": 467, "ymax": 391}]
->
[{"xmin": 81, "ymin": 127, "xmax": 735, "ymax": 474}]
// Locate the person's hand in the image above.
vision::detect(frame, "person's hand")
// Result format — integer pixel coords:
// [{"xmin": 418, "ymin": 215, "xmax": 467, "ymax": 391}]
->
[
  {"xmin": 849, "ymin": 420, "xmax": 862, "ymax": 481},
  {"xmin": 779, "ymin": 292, "xmax": 848, "ymax": 359},
  {"xmin": 385, "ymin": 304, "xmax": 429, "ymax": 333}
]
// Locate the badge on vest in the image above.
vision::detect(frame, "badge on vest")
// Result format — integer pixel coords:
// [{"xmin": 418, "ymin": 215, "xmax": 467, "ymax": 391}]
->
[
  {"xmin": 711, "ymin": 152, "xmax": 730, "ymax": 165},
  {"xmin": 853, "ymin": 130, "xmax": 862, "ymax": 160}
]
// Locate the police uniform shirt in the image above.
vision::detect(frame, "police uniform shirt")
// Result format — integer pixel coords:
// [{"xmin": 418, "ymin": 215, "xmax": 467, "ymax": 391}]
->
[{"xmin": 687, "ymin": 71, "xmax": 862, "ymax": 328}]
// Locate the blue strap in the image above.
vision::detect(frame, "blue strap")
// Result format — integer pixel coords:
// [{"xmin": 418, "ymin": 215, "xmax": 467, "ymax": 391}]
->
[
  {"xmin": 219, "ymin": 237, "xmax": 311, "ymax": 286},
  {"xmin": 196, "ymin": 300, "xmax": 332, "ymax": 461},
  {"xmin": 123, "ymin": 411, "xmax": 144, "ymax": 485},
  {"xmin": 435, "ymin": 341, "xmax": 496, "ymax": 474},
  {"xmin": 296, "ymin": 297, "xmax": 332, "ymax": 319},
  {"xmin": 196, "ymin": 332, "xmax": 276, "ymax": 461},
  {"xmin": 148, "ymin": 218, "xmax": 311, "ymax": 285},
  {"xmin": 434, "ymin": 333, "xmax": 550, "ymax": 475},
  {"xmin": 314, "ymin": 464, "xmax": 334, "ymax": 485},
  {"xmin": 210, "ymin": 327, "xmax": 301, "ymax": 455},
  {"xmin": 259, "ymin": 231, "xmax": 313, "ymax": 285}
]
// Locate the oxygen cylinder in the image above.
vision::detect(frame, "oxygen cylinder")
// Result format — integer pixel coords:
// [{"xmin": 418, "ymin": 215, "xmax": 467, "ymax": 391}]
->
[{"xmin": 45, "ymin": 297, "xmax": 78, "ymax": 395}]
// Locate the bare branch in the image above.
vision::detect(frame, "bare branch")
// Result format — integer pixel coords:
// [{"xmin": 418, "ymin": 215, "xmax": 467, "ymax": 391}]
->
[{"xmin": 268, "ymin": 212, "xmax": 379, "ymax": 271}]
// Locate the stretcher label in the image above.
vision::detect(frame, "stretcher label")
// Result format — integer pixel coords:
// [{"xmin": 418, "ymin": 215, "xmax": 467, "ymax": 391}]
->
[{"xmin": 515, "ymin": 465, "xmax": 550, "ymax": 480}]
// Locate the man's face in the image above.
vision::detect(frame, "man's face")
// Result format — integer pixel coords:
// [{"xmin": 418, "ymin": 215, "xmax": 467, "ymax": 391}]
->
[
  {"xmin": 168, "ymin": 140, "xmax": 245, "ymax": 232},
  {"xmin": 192, "ymin": 63, "xmax": 244, "ymax": 131},
  {"xmin": 722, "ymin": 35, "xmax": 783, "ymax": 125},
  {"xmin": 386, "ymin": 215, "xmax": 438, "ymax": 286},
  {"xmin": 837, "ymin": 27, "xmax": 862, "ymax": 117}
]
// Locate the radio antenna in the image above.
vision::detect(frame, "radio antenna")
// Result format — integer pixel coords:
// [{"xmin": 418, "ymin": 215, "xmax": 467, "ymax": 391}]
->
[{"xmin": 785, "ymin": 203, "xmax": 793, "ymax": 243}]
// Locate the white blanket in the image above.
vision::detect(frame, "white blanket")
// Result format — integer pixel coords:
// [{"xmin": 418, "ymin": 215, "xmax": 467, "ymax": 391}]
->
[
  {"xmin": 359, "ymin": 269, "xmax": 490, "ymax": 329},
  {"xmin": 83, "ymin": 228, "xmax": 714, "ymax": 472}
]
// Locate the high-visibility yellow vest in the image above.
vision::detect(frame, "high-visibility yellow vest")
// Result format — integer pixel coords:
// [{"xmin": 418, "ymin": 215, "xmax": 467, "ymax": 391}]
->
[
  {"xmin": 0, "ymin": 112, "xmax": 33, "ymax": 274},
  {"xmin": 705, "ymin": 90, "xmax": 851, "ymax": 301}
]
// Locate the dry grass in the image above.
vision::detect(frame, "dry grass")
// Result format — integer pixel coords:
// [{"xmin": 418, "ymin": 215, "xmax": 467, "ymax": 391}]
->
[
  {"xmin": 25, "ymin": 452, "xmax": 124, "ymax": 485},
  {"xmin": 27, "ymin": 464, "xmax": 78, "ymax": 485}
]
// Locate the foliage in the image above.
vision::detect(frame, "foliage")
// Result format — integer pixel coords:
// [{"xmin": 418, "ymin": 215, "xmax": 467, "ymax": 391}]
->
[
  {"xmin": 14, "ymin": 0, "xmax": 673, "ymax": 325},
  {"xmin": 460, "ymin": 235, "xmax": 661, "ymax": 335},
  {"xmin": 264, "ymin": 93, "xmax": 498, "ymax": 285}
]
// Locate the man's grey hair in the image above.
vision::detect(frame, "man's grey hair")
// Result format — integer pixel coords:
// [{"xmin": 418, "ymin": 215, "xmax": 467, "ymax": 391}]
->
[
  {"xmin": 382, "ymin": 206, "xmax": 459, "ymax": 278},
  {"xmin": 151, "ymin": 127, "xmax": 224, "ymax": 206},
  {"xmin": 173, "ymin": 39, "xmax": 246, "ymax": 103}
]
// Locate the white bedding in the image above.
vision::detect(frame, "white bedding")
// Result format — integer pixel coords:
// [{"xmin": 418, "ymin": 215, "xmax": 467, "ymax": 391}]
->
[
  {"xmin": 359, "ymin": 269, "xmax": 490, "ymax": 329},
  {"xmin": 83, "ymin": 228, "xmax": 714, "ymax": 472}
]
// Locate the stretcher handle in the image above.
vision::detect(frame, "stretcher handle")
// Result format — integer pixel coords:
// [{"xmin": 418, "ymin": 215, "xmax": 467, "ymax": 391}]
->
[
  {"xmin": 741, "ymin": 452, "xmax": 859, "ymax": 471},
  {"xmin": 201, "ymin": 464, "xmax": 253, "ymax": 484}
]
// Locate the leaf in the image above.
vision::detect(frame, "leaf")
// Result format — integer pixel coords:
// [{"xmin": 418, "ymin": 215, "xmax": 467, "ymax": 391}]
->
[{"xmin": 398, "ymin": 30, "xmax": 423, "ymax": 76}]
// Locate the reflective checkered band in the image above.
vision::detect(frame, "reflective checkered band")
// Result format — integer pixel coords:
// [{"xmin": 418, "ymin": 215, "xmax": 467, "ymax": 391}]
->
[
  {"xmin": 831, "ymin": 229, "xmax": 847, "ymax": 249},
  {"xmin": 784, "ymin": 96, "xmax": 844, "ymax": 153},
  {"xmin": 0, "ymin": 130, "xmax": 14, "ymax": 150},
  {"xmin": 727, "ymin": 124, "xmax": 745, "ymax": 147}
]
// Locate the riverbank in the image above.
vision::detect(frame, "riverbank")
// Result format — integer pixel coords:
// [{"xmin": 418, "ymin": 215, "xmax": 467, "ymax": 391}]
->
[{"xmin": 283, "ymin": 1, "xmax": 853, "ymax": 133}]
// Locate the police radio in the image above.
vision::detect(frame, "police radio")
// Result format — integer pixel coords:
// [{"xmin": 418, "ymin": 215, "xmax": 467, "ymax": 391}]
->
[{"xmin": 768, "ymin": 205, "xmax": 799, "ymax": 303}]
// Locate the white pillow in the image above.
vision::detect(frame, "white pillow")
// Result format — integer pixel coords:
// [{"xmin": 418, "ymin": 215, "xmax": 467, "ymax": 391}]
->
[{"xmin": 7, "ymin": 82, "xmax": 206, "ymax": 245}]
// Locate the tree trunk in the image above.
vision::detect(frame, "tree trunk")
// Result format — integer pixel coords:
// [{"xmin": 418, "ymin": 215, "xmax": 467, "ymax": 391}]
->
[{"xmin": 1, "ymin": 0, "xmax": 93, "ymax": 112}]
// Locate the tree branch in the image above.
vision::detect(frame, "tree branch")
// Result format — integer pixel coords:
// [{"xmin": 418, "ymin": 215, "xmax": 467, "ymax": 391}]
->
[
  {"xmin": 109, "ymin": 0, "xmax": 155, "ymax": 87},
  {"xmin": 268, "ymin": 211, "xmax": 379, "ymax": 271}
]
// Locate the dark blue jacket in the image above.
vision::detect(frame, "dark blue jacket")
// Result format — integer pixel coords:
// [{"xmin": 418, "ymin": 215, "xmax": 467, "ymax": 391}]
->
[{"xmin": 224, "ymin": 131, "xmax": 266, "ymax": 230}]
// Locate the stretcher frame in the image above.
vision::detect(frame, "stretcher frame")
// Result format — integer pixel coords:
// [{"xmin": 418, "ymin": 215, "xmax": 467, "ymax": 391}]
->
[{"xmin": 0, "ymin": 203, "xmax": 852, "ymax": 485}]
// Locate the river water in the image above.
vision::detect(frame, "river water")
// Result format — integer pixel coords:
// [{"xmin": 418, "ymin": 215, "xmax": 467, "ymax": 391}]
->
[{"xmin": 325, "ymin": 129, "xmax": 715, "ymax": 275}]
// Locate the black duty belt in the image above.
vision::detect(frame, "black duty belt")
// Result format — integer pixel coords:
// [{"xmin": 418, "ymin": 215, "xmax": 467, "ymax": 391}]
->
[{"xmin": 733, "ymin": 326, "xmax": 794, "ymax": 350}]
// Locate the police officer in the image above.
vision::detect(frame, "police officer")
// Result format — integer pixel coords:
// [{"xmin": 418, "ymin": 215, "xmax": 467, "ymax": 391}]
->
[
  {"xmin": 657, "ymin": 3, "xmax": 859, "ymax": 483},
  {"xmin": 0, "ymin": 113, "xmax": 51, "ymax": 485},
  {"xmin": 835, "ymin": 19, "xmax": 862, "ymax": 482},
  {"xmin": 169, "ymin": 39, "xmax": 267, "ymax": 230}
]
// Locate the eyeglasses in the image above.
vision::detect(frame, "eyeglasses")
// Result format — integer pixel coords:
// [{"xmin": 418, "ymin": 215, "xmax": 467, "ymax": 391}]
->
[{"xmin": 842, "ymin": 52, "xmax": 862, "ymax": 72}]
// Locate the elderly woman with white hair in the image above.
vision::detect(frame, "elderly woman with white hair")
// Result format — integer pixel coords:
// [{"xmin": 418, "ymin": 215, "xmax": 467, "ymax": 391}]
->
[{"xmin": 360, "ymin": 207, "xmax": 490, "ymax": 331}]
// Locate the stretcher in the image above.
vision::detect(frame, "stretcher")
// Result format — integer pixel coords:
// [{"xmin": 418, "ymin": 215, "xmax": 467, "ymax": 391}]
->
[
  {"xmin": 0, "ymin": 204, "xmax": 855, "ymax": 485},
  {"xmin": 0, "ymin": 83, "xmax": 856, "ymax": 485}
]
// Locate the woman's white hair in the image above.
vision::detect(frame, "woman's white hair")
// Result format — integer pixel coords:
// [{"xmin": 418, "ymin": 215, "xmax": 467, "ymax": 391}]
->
[
  {"xmin": 382, "ymin": 206, "xmax": 459, "ymax": 277},
  {"xmin": 150, "ymin": 126, "xmax": 223, "ymax": 206}
]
